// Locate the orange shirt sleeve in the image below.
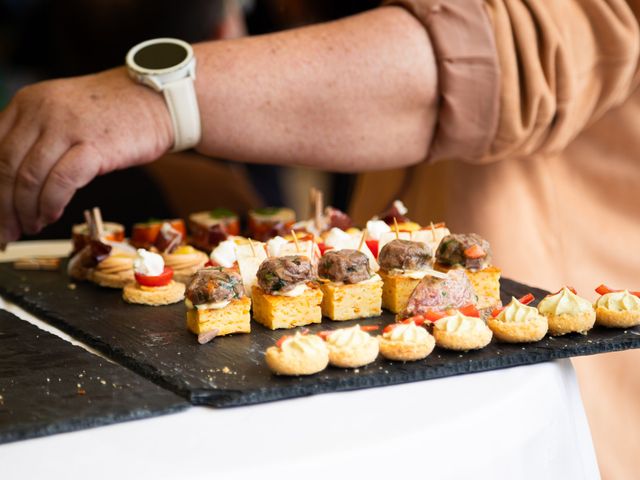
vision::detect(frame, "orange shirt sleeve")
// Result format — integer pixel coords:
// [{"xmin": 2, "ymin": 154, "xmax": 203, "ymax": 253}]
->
[{"xmin": 385, "ymin": 0, "xmax": 640, "ymax": 163}]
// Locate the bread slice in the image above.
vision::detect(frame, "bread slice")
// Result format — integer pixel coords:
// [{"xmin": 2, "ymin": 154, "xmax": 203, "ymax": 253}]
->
[
  {"xmin": 379, "ymin": 270, "xmax": 420, "ymax": 314},
  {"xmin": 186, "ymin": 297, "xmax": 252, "ymax": 336},
  {"xmin": 320, "ymin": 279, "xmax": 383, "ymax": 321},
  {"xmin": 435, "ymin": 264, "xmax": 501, "ymax": 310},
  {"xmin": 252, "ymin": 285, "xmax": 322, "ymax": 330}
]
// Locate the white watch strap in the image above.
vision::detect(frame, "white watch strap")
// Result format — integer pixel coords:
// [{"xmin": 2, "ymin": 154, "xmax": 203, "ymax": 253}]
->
[{"xmin": 162, "ymin": 77, "xmax": 201, "ymax": 152}]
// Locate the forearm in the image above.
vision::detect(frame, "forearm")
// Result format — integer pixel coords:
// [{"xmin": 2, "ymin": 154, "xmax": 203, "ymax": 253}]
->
[{"xmin": 193, "ymin": 6, "xmax": 438, "ymax": 172}]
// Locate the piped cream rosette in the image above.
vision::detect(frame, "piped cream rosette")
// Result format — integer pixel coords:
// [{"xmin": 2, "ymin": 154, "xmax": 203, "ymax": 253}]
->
[
  {"xmin": 595, "ymin": 290, "xmax": 640, "ymax": 328},
  {"xmin": 487, "ymin": 297, "xmax": 548, "ymax": 343},
  {"xmin": 378, "ymin": 321, "xmax": 435, "ymax": 361},
  {"xmin": 162, "ymin": 245, "xmax": 209, "ymax": 284},
  {"xmin": 433, "ymin": 311, "xmax": 492, "ymax": 350},
  {"xmin": 537, "ymin": 287, "xmax": 595, "ymax": 335},
  {"xmin": 265, "ymin": 332, "xmax": 329, "ymax": 376},
  {"xmin": 325, "ymin": 325, "xmax": 379, "ymax": 368}
]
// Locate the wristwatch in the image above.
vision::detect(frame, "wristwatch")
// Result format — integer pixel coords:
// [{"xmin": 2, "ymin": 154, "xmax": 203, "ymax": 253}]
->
[{"xmin": 126, "ymin": 38, "xmax": 201, "ymax": 152}]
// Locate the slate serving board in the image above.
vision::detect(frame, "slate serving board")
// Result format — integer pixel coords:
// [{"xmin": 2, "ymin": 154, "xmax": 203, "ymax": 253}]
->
[
  {"xmin": 0, "ymin": 309, "xmax": 189, "ymax": 444},
  {"xmin": 1, "ymin": 262, "xmax": 639, "ymax": 408}
]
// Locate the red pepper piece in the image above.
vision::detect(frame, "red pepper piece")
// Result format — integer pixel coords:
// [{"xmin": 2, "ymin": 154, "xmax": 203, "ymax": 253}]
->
[
  {"xmin": 135, "ymin": 267, "xmax": 174, "ymax": 287},
  {"xmin": 317, "ymin": 242, "xmax": 332, "ymax": 255},
  {"xmin": 360, "ymin": 325, "xmax": 380, "ymax": 332},
  {"xmin": 401, "ymin": 315, "xmax": 426, "ymax": 326},
  {"xmin": 458, "ymin": 304, "xmax": 480, "ymax": 318},
  {"xmin": 365, "ymin": 239, "xmax": 379, "ymax": 258},
  {"xmin": 492, "ymin": 293, "xmax": 535, "ymax": 317},
  {"xmin": 595, "ymin": 284, "xmax": 612, "ymax": 296},
  {"xmin": 383, "ymin": 324, "xmax": 399, "ymax": 334},
  {"xmin": 463, "ymin": 244, "xmax": 485, "ymax": 259},
  {"xmin": 276, "ymin": 335, "xmax": 292, "ymax": 349}
]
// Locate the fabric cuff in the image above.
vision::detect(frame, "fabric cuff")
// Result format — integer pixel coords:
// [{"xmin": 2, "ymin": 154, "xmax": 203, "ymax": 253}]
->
[{"xmin": 384, "ymin": 0, "xmax": 500, "ymax": 162}]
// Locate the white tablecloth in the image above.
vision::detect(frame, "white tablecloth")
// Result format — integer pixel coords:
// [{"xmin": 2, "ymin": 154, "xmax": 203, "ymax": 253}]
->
[{"xmin": 0, "ymin": 241, "xmax": 600, "ymax": 480}]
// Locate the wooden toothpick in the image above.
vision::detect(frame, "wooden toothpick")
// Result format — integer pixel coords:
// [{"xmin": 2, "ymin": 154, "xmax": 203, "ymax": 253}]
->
[
  {"xmin": 393, "ymin": 217, "xmax": 399, "ymax": 240},
  {"xmin": 291, "ymin": 230, "xmax": 301, "ymax": 253},
  {"xmin": 92, "ymin": 207, "xmax": 104, "ymax": 239},
  {"xmin": 83, "ymin": 209, "xmax": 96, "ymax": 240},
  {"xmin": 358, "ymin": 230, "xmax": 366, "ymax": 251},
  {"xmin": 430, "ymin": 221, "xmax": 436, "ymax": 242},
  {"xmin": 248, "ymin": 238, "xmax": 256, "ymax": 257}
]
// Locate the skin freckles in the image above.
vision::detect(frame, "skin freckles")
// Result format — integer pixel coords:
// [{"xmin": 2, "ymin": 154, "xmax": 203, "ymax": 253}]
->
[{"xmin": 0, "ymin": 6, "xmax": 437, "ymax": 245}]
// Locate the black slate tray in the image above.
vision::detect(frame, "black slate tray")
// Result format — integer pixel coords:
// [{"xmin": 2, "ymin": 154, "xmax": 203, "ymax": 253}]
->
[
  {"xmin": 0, "ymin": 309, "xmax": 189, "ymax": 444},
  {"xmin": 1, "ymin": 262, "xmax": 639, "ymax": 408}
]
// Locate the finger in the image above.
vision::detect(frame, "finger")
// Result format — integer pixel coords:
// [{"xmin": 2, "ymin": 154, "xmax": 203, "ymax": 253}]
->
[
  {"xmin": 0, "ymin": 118, "xmax": 40, "ymax": 244},
  {"xmin": 38, "ymin": 143, "xmax": 102, "ymax": 227},
  {"xmin": 14, "ymin": 133, "xmax": 69, "ymax": 234},
  {"xmin": 0, "ymin": 102, "xmax": 17, "ymax": 141}
]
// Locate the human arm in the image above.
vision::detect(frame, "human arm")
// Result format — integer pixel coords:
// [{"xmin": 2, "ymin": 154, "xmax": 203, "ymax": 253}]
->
[{"xmin": 0, "ymin": 6, "xmax": 437, "ymax": 244}]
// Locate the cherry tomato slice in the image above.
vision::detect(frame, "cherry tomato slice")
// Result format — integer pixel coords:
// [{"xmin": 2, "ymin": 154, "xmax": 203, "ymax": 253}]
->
[
  {"xmin": 135, "ymin": 267, "xmax": 174, "ymax": 287},
  {"xmin": 463, "ymin": 244, "xmax": 485, "ymax": 259}
]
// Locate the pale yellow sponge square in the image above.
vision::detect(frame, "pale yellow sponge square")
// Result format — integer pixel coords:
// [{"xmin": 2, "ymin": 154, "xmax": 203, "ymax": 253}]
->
[
  {"xmin": 186, "ymin": 297, "xmax": 252, "ymax": 336},
  {"xmin": 379, "ymin": 271, "xmax": 421, "ymax": 314},
  {"xmin": 251, "ymin": 285, "xmax": 323, "ymax": 330},
  {"xmin": 320, "ymin": 279, "xmax": 383, "ymax": 321},
  {"xmin": 466, "ymin": 266, "xmax": 501, "ymax": 310}
]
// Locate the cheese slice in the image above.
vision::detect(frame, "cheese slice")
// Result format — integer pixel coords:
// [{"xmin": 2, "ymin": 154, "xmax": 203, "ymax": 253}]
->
[{"xmin": 236, "ymin": 242, "xmax": 267, "ymax": 295}]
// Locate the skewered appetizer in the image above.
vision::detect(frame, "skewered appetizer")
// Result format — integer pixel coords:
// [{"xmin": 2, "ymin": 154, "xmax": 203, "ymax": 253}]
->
[
  {"xmin": 71, "ymin": 221, "xmax": 124, "ymax": 254},
  {"xmin": 432, "ymin": 309, "xmax": 492, "ymax": 351},
  {"xmin": 537, "ymin": 287, "xmax": 595, "ymax": 335},
  {"xmin": 378, "ymin": 320, "xmax": 435, "ymax": 362},
  {"xmin": 378, "ymin": 239, "xmax": 435, "ymax": 313},
  {"xmin": 265, "ymin": 332, "xmax": 329, "ymax": 376},
  {"xmin": 435, "ymin": 233, "xmax": 501, "ymax": 312},
  {"xmin": 252, "ymin": 255, "xmax": 323, "ymax": 330},
  {"xmin": 322, "ymin": 325, "xmax": 379, "ymax": 368},
  {"xmin": 248, "ymin": 207, "xmax": 296, "ymax": 242},
  {"xmin": 487, "ymin": 294, "xmax": 548, "ymax": 343},
  {"xmin": 123, "ymin": 249, "xmax": 185, "ymax": 306},
  {"xmin": 317, "ymin": 249, "xmax": 382, "ymax": 321},
  {"xmin": 400, "ymin": 269, "xmax": 476, "ymax": 320},
  {"xmin": 236, "ymin": 241, "xmax": 268, "ymax": 296},
  {"xmin": 185, "ymin": 267, "xmax": 251, "ymax": 344},
  {"xmin": 68, "ymin": 208, "xmax": 136, "ymax": 288},
  {"xmin": 130, "ymin": 218, "xmax": 186, "ymax": 249},
  {"xmin": 594, "ymin": 285, "xmax": 640, "ymax": 328},
  {"xmin": 188, "ymin": 208, "xmax": 240, "ymax": 252}
]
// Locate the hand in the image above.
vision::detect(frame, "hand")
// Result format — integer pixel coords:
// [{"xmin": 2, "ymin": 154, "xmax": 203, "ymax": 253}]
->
[{"xmin": 0, "ymin": 67, "xmax": 173, "ymax": 246}]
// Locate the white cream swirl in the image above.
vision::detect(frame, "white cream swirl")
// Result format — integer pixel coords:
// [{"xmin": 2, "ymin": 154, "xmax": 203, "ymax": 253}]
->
[
  {"xmin": 435, "ymin": 312, "xmax": 486, "ymax": 333},
  {"xmin": 280, "ymin": 332, "xmax": 328, "ymax": 355},
  {"xmin": 596, "ymin": 291, "xmax": 640, "ymax": 312},
  {"xmin": 327, "ymin": 325, "xmax": 373, "ymax": 348},
  {"xmin": 383, "ymin": 322, "xmax": 429, "ymax": 342},
  {"xmin": 496, "ymin": 298, "xmax": 541, "ymax": 323},
  {"xmin": 538, "ymin": 287, "xmax": 593, "ymax": 316}
]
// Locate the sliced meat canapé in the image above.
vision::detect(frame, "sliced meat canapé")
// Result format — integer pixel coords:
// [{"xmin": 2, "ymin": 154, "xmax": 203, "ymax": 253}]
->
[
  {"xmin": 401, "ymin": 269, "xmax": 476, "ymax": 319},
  {"xmin": 436, "ymin": 233, "xmax": 492, "ymax": 271},
  {"xmin": 378, "ymin": 239, "xmax": 432, "ymax": 272},
  {"xmin": 318, "ymin": 249, "xmax": 371, "ymax": 284},
  {"xmin": 257, "ymin": 255, "xmax": 316, "ymax": 294},
  {"xmin": 186, "ymin": 267, "xmax": 245, "ymax": 305}
]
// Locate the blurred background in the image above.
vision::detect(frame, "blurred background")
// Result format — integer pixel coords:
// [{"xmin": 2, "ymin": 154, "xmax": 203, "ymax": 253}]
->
[{"xmin": 0, "ymin": 0, "xmax": 379, "ymax": 234}]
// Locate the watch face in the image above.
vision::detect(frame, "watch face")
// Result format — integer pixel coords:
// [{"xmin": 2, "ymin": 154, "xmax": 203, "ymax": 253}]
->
[{"xmin": 133, "ymin": 42, "xmax": 188, "ymax": 71}]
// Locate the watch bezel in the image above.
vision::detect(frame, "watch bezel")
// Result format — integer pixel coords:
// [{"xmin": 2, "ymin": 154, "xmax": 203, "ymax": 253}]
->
[{"xmin": 126, "ymin": 38, "xmax": 194, "ymax": 76}]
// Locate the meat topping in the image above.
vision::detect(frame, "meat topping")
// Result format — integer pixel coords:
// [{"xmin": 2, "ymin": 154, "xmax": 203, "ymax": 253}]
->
[
  {"xmin": 257, "ymin": 255, "xmax": 316, "ymax": 294},
  {"xmin": 318, "ymin": 249, "xmax": 371, "ymax": 284},
  {"xmin": 436, "ymin": 233, "xmax": 491, "ymax": 271},
  {"xmin": 378, "ymin": 239, "xmax": 432, "ymax": 272},
  {"xmin": 186, "ymin": 267, "xmax": 244, "ymax": 305}
]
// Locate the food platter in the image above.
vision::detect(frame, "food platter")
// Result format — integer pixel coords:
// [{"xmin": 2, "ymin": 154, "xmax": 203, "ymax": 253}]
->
[{"xmin": 2, "ymin": 262, "xmax": 639, "ymax": 407}]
